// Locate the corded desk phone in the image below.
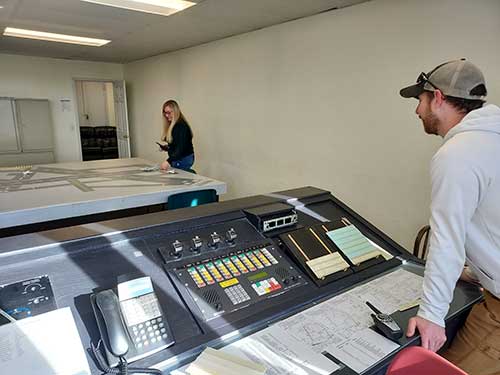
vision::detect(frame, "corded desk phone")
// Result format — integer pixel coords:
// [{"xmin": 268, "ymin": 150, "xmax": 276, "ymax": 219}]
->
[{"xmin": 90, "ymin": 276, "xmax": 174, "ymax": 375}]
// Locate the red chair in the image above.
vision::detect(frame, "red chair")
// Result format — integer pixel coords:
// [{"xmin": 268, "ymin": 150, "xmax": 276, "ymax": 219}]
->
[{"xmin": 386, "ymin": 346, "xmax": 468, "ymax": 375}]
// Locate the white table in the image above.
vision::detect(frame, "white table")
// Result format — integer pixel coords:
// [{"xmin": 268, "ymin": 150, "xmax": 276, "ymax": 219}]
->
[{"xmin": 0, "ymin": 158, "xmax": 226, "ymax": 229}]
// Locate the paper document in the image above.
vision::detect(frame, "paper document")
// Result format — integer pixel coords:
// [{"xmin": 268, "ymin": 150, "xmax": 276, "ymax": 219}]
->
[
  {"xmin": 276, "ymin": 269, "xmax": 422, "ymax": 354},
  {"xmin": 327, "ymin": 225, "xmax": 381, "ymax": 265},
  {"xmin": 222, "ymin": 324, "xmax": 341, "ymax": 375},
  {"xmin": 0, "ymin": 307, "xmax": 90, "ymax": 375},
  {"xmin": 186, "ymin": 347, "xmax": 266, "ymax": 375},
  {"xmin": 326, "ymin": 328, "xmax": 399, "ymax": 373}
]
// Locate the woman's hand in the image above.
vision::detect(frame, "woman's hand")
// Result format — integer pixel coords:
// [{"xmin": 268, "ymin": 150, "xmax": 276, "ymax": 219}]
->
[
  {"xmin": 156, "ymin": 142, "xmax": 168, "ymax": 152},
  {"xmin": 160, "ymin": 161, "xmax": 170, "ymax": 170}
]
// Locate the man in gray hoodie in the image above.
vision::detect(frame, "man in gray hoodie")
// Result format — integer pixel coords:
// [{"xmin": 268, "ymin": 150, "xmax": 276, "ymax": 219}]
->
[{"xmin": 400, "ymin": 59, "xmax": 500, "ymax": 374}]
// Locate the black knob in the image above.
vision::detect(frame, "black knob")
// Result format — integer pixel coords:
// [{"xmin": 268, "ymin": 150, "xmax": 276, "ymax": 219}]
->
[
  {"xmin": 191, "ymin": 236, "xmax": 203, "ymax": 252},
  {"xmin": 209, "ymin": 232, "xmax": 220, "ymax": 248},
  {"xmin": 283, "ymin": 278, "xmax": 290, "ymax": 285},
  {"xmin": 172, "ymin": 240, "xmax": 183, "ymax": 255},
  {"xmin": 225, "ymin": 228, "xmax": 237, "ymax": 243},
  {"xmin": 215, "ymin": 303, "xmax": 222, "ymax": 311},
  {"xmin": 291, "ymin": 275, "xmax": 298, "ymax": 282}
]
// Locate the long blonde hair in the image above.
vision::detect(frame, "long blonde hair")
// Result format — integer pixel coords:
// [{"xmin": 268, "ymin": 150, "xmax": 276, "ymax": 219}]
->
[{"xmin": 161, "ymin": 100, "xmax": 188, "ymax": 143}]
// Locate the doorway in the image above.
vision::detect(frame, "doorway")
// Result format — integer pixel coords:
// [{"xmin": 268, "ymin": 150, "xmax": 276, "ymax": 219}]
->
[{"xmin": 74, "ymin": 79, "xmax": 131, "ymax": 161}]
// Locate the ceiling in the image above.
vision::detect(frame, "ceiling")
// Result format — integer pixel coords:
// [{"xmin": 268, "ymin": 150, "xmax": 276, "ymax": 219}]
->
[{"xmin": 0, "ymin": 0, "xmax": 370, "ymax": 63}]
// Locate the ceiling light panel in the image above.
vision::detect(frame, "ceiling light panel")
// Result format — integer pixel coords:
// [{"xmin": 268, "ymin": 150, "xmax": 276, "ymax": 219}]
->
[
  {"xmin": 80, "ymin": 0, "xmax": 196, "ymax": 16},
  {"xmin": 3, "ymin": 27, "xmax": 111, "ymax": 47}
]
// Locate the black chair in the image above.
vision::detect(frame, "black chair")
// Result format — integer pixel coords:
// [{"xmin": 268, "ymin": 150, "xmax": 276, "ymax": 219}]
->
[
  {"xmin": 95, "ymin": 126, "xmax": 118, "ymax": 159},
  {"xmin": 413, "ymin": 225, "xmax": 431, "ymax": 259},
  {"xmin": 166, "ymin": 189, "xmax": 218, "ymax": 210},
  {"xmin": 80, "ymin": 126, "xmax": 102, "ymax": 161},
  {"xmin": 80, "ymin": 126, "xmax": 119, "ymax": 161}
]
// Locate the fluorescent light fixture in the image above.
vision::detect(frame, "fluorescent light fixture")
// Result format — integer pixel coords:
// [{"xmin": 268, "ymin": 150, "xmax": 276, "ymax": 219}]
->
[
  {"xmin": 80, "ymin": 0, "xmax": 196, "ymax": 16},
  {"xmin": 3, "ymin": 27, "xmax": 111, "ymax": 47}
]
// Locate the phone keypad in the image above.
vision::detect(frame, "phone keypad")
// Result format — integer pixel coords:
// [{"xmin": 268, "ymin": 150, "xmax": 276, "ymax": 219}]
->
[{"xmin": 131, "ymin": 317, "xmax": 169, "ymax": 348}]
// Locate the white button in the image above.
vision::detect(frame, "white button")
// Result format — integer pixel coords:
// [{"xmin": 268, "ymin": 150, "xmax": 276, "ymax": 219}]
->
[
  {"xmin": 162, "ymin": 334, "xmax": 168, "ymax": 339},
  {"xmin": 151, "ymin": 337, "xmax": 157, "ymax": 343}
]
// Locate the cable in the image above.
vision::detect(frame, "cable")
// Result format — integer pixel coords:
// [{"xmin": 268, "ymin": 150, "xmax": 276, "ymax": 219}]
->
[{"xmin": 91, "ymin": 341, "xmax": 162, "ymax": 375}]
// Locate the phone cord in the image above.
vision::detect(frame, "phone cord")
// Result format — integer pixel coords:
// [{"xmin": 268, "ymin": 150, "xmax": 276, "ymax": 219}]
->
[{"xmin": 91, "ymin": 342, "xmax": 162, "ymax": 375}]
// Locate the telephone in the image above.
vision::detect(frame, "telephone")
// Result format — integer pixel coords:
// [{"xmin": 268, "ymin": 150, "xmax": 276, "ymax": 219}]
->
[{"xmin": 91, "ymin": 276, "xmax": 174, "ymax": 373}]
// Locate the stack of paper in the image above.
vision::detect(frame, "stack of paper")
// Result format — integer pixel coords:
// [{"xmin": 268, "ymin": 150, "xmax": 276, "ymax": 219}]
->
[
  {"xmin": 327, "ymin": 225, "xmax": 382, "ymax": 265},
  {"xmin": 186, "ymin": 347, "xmax": 266, "ymax": 375},
  {"xmin": 0, "ymin": 307, "xmax": 90, "ymax": 375},
  {"xmin": 306, "ymin": 253, "xmax": 350, "ymax": 279}
]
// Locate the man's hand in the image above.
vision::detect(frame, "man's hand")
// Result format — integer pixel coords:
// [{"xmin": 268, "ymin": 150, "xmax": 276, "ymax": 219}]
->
[
  {"xmin": 406, "ymin": 316, "xmax": 446, "ymax": 352},
  {"xmin": 160, "ymin": 161, "xmax": 170, "ymax": 170}
]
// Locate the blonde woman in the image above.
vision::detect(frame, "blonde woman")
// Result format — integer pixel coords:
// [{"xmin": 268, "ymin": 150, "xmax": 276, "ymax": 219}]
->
[{"xmin": 158, "ymin": 100, "xmax": 194, "ymax": 171}]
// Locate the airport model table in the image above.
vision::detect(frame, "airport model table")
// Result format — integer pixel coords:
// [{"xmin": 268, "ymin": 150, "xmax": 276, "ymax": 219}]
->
[{"xmin": 0, "ymin": 157, "xmax": 226, "ymax": 235}]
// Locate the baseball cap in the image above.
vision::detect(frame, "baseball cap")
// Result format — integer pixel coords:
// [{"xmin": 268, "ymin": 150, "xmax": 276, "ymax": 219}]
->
[{"xmin": 400, "ymin": 59, "xmax": 487, "ymax": 100}]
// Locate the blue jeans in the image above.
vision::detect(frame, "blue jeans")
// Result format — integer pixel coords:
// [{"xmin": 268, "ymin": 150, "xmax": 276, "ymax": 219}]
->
[{"xmin": 171, "ymin": 153, "xmax": 194, "ymax": 171}]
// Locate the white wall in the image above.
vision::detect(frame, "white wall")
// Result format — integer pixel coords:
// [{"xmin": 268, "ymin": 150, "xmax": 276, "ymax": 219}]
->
[
  {"xmin": 0, "ymin": 54, "xmax": 123, "ymax": 162},
  {"xmin": 124, "ymin": 0, "xmax": 500, "ymax": 250}
]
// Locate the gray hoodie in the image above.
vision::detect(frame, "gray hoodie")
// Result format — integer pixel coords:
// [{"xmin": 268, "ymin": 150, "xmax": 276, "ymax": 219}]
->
[{"xmin": 418, "ymin": 104, "xmax": 500, "ymax": 327}]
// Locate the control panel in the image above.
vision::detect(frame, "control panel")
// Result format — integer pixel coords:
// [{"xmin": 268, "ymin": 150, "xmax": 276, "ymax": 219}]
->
[
  {"xmin": 155, "ymin": 219, "xmax": 255, "ymax": 264},
  {"xmin": 0, "ymin": 275, "xmax": 56, "ymax": 319},
  {"xmin": 167, "ymin": 241, "xmax": 305, "ymax": 322}
]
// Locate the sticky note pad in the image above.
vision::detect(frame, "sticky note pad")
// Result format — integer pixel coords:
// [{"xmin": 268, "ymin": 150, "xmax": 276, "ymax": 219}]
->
[{"xmin": 326, "ymin": 225, "xmax": 381, "ymax": 265}]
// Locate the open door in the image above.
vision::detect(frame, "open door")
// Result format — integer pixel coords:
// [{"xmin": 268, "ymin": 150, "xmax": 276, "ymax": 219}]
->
[
  {"xmin": 113, "ymin": 80, "xmax": 131, "ymax": 158},
  {"xmin": 74, "ymin": 79, "xmax": 131, "ymax": 161}
]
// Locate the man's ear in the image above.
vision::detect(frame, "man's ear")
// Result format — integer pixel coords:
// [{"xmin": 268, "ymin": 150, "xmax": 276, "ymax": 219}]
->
[{"xmin": 432, "ymin": 90, "xmax": 446, "ymax": 106}]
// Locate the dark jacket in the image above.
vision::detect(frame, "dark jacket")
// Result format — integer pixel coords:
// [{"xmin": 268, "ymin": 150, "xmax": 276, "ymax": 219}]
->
[{"xmin": 167, "ymin": 119, "xmax": 194, "ymax": 163}]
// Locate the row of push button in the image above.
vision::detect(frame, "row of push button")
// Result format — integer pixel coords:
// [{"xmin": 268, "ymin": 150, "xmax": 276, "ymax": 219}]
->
[
  {"xmin": 188, "ymin": 248, "xmax": 279, "ymax": 288},
  {"xmin": 224, "ymin": 284, "xmax": 251, "ymax": 305},
  {"xmin": 131, "ymin": 317, "xmax": 169, "ymax": 348},
  {"xmin": 251, "ymin": 277, "xmax": 282, "ymax": 296}
]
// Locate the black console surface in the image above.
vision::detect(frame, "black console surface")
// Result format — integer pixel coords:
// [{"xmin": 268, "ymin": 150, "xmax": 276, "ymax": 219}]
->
[{"xmin": 0, "ymin": 186, "xmax": 483, "ymax": 374}]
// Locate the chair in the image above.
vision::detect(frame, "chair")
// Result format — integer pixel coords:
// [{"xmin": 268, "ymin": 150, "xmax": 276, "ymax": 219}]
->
[
  {"xmin": 80, "ymin": 126, "xmax": 119, "ymax": 161},
  {"xmin": 166, "ymin": 189, "xmax": 218, "ymax": 210},
  {"xmin": 413, "ymin": 225, "xmax": 431, "ymax": 259},
  {"xmin": 80, "ymin": 126, "xmax": 102, "ymax": 161},
  {"xmin": 386, "ymin": 346, "xmax": 468, "ymax": 375}
]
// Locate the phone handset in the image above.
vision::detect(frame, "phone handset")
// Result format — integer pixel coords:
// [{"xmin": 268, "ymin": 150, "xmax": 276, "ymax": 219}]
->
[
  {"xmin": 95, "ymin": 290, "xmax": 129, "ymax": 357},
  {"xmin": 91, "ymin": 277, "xmax": 174, "ymax": 374}
]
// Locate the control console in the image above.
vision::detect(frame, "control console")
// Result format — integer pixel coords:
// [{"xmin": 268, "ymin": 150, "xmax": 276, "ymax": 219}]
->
[
  {"xmin": 154, "ymin": 218, "xmax": 307, "ymax": 323},
  {"xmin": 166, "ymin": 240, "xmax": 305, "ymax": 322}
]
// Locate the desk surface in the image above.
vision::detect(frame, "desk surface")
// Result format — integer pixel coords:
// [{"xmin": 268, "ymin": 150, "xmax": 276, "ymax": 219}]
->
[
  {"xmin": 0, "ymin": 158, "xmax": 226, "ymax": 229},
  {"xmin": 0, "ymin": 187, "xmax": 482, "ymax": 375}
]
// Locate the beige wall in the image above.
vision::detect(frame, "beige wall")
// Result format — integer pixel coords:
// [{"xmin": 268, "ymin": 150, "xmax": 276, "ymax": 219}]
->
[
  {"xmin": 124, "ymin": 0, "xmax": 500, "ymax": 250},
  {"xmin": 0, "ymin": 54, "xmax": 123, "ymax": 162}
]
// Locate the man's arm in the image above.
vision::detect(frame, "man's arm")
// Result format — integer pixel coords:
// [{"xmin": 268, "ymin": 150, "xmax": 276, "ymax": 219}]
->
[{"xmin": 408, "ymin": 149, "xmax": 479, "ymax": 351}]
